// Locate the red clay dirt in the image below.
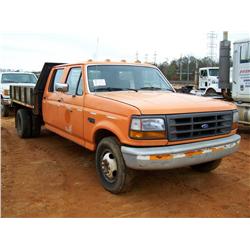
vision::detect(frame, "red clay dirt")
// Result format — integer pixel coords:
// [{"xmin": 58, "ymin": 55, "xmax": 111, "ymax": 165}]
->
[{"xmin": 1, "ymin": 116, "xmax": 250, "ymax": 217}]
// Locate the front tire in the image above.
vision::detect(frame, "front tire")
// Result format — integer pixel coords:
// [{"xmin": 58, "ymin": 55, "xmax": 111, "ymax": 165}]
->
[
  {"xmin": 205, "ymin": 88, "xmax": 217, "ymax": 96},
  {"xmin": 191, "ymin": 159, "xmax": 222, "ymax": 172},
  {"xmin": 16, "ymin": 109, "xmax": 32, "ymax": 138},
  {"xmin": 95, "ymin": 137, "xmax": 135, "ymax": 194}
]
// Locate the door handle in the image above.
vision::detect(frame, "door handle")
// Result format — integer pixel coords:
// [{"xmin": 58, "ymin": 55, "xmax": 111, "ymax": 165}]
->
[{"xmin": 66, "ymin": 107, "xmax": 73, "ymax": 112}]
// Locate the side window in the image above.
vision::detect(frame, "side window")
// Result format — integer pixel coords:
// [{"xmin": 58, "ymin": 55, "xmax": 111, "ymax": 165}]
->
[
  {"xmin": 203, "ymin": 70, "xmax": 208, "ymax": 77},
  {"xmin": 76, "ymin": 74, "xmax": 83, "ymax": 95},
  {"xmin": 50, "ymin": 69, "xmax": 63, "ymax": 92},
  {"xmin": 66, "ymin": 67, "xmax": 82, "ymax": 95},
  {"xmin": 240, "ymin": 43, "xmax": 250, "ymax": 64}
]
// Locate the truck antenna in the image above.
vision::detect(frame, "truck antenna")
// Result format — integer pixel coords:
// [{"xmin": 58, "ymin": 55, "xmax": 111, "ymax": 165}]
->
[{"xmin": 94, "ymin": 37, "xmax": 100, "ymax": 60}]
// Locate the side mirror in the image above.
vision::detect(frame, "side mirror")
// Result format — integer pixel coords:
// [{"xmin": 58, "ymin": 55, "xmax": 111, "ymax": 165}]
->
[{"xmin": 55, "ymin": 82, "xmax": 68, "ymax": 92}]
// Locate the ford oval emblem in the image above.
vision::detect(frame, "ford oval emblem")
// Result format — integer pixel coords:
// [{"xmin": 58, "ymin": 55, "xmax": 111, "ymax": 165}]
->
[{"xmin": 201, "ymin": 123, "xmax": 209, "ymax": 129}]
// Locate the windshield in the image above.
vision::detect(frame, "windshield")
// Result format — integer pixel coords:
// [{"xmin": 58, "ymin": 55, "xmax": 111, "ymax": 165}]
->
[
  {"xmin": 87, "ymin": 65, "xmax": 173, "ymax": 92},
  {"xmin": 209, "ymin": 69, "xmax": 219, "ymax": 77},
  {"xmin": 1, "ymin": 73, "xmax": 37, "ymax": 84}
]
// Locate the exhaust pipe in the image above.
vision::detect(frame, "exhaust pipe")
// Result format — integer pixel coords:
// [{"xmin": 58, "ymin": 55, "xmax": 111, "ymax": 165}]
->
[{"xmin": 219, "ymin": 31, "xmax": 233, "ymax": 101}]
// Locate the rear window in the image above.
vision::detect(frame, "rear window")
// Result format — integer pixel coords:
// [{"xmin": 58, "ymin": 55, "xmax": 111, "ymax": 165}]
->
[{"xmin": 1, "ymin": 73, "xmax": 37, "ymax": 84}]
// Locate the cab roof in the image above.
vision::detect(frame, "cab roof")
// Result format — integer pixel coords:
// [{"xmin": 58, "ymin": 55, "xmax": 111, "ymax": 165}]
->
[
  {"xmin": 234, "ymin": 39, "xmax": 250, "ymax": 44},
  {"xmin": 54, "ymin": 61, "xmax": 156, "ymax": 68}
]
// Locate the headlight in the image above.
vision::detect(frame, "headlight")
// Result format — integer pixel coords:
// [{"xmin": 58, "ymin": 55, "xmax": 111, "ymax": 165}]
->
[
  {"xmin": 130, "ymin": 117, "xmax": 166, "ymax": 139},
  {"xmin": 232, "ymin": 110, "xmax": 239, "ymax": 130}
]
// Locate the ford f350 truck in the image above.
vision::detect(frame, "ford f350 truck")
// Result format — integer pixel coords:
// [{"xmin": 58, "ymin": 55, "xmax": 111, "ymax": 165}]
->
[{"xmin": 10, "ymin": 61, "xmax": 241, "ymax": 194}]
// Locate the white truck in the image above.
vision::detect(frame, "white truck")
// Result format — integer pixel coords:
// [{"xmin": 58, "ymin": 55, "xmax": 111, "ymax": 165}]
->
[
  {"xmin": 198, "ymin": 67, "xmax": 233, "ymax": 96},
  {"xmin": 198, "ymin": 67, "xmax": 220, "ymax": 95},
  {"xmin": 219, "ymin": 33, "xmax": 250, "ymax": 125},
  {"xmin": 0, "ymin": 72, "xmax": 37, "ymax": 117},
  {"xmin": 231, "ymin": 39, "xmax": 250, "ymax": 125}
]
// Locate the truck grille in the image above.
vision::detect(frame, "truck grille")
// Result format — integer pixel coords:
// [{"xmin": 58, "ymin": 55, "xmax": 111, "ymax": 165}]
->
[{"xmin": 167, "ymin": 111, "xmax": 233, "ymax": 141}]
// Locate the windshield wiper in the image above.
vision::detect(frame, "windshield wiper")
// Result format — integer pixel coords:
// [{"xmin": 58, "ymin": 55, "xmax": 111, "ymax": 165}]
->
[
  {"xmin": 2, "ymin": 80, "xmax": 15, "ymax": 83},
  {"xmin": 139, "ymin": 86, "xmax": 175, "ymax": 92},
  {"xmin": 94, "ymin": 87, "xmax": 124, "ymax": 92},
  {"xmin": 95, "ymin": 87, "xmax": 138, "ymax": 92},
  {"xmin": 124, "ymin": 88, "xmax": 138, "ymax": 92},
  {"xmin": 139, "ymin": 87, "xmax": 163, "ymax": 90}
]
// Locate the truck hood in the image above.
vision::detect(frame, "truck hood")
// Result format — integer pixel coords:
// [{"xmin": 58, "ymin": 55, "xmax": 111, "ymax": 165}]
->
[{"xmin": 96, "ymin": 91, "xmax": 236, "ymax": 114}]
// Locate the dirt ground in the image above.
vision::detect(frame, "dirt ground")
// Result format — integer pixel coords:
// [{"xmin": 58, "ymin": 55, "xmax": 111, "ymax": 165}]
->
[{"xmin": 1, "ymin": 116, "xmax": 250, "ymax": 217}]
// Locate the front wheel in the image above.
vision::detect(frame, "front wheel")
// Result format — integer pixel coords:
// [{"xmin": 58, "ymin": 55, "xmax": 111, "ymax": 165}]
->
[
  {"xmin": 205, "ymin": 88, "xmax": 217, "ymax": 96},
  {"xmin": 1, "ymin": 104, "xmax": 9, "ymax": 117},
  {"xmin": 191, "ymin": 159, "xmax": 222, "ymax": 172},
  {"xmin": 95, "ymin": 137, "xmax": 135, "ymax": 194}
]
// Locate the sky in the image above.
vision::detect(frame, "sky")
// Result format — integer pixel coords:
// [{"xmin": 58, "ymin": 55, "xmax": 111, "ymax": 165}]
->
[{"xmin": 0, "ymin": 0, "xmax": 249, "ymax": 71}]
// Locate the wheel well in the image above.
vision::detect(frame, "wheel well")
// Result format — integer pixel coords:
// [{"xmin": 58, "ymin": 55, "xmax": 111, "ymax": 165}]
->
[
  {"xmin": 95, "ymin": 129, "xmax": 119, "ymax": 145},
  {"xmin": 205, "ymin": 87, "xmax": 216, "ymax": 92}
]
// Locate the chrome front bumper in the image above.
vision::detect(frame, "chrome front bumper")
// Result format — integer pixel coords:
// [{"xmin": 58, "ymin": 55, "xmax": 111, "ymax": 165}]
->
[{"xmin": 121, "ymin": 134, "xmax": 241, "ymax": 170}]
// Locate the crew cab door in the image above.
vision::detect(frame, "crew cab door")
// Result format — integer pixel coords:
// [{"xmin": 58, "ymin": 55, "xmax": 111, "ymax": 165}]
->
[
  {"xmin": 42, "ymin": 68, "xmax": 65, "ymax": 129},
  {"xmin": 60, "ymin": 67, "xmax": 84, "ymax": 140},
  {"xmin": 199, "ymin": 69, "xmax": 208, "ymax": 89}
]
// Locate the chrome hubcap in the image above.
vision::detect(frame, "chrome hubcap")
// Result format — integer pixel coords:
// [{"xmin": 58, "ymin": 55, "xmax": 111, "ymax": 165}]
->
[{"xmin": 101, "ymin": 152, "xmax": 118, "ymax": 181}]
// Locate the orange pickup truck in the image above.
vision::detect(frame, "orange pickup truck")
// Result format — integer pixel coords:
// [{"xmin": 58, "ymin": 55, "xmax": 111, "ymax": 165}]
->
[{"xmin": 10, "ymin": 61, "xmax": 241, "ymax": 193}]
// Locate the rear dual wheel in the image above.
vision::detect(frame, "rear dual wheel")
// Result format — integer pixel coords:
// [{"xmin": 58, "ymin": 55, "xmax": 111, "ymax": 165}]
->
[{"xmin": 16, "ymin": 109, "xmax": 41, "ymax": 138}]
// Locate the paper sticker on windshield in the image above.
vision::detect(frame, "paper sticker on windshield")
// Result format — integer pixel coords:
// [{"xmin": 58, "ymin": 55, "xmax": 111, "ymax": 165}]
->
[{"xmin": 93, "ymin": 79, "xmax": 106, "ymax": 87}]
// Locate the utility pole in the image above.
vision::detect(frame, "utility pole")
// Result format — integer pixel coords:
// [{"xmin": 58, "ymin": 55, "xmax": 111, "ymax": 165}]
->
[
  {"xmin": 187, "ymin": 57, "xmax": 190, "ymax": 81},
  {"xmin": 207, "ymin": 31, "xmax": 218, "ymax": 62},
  {"xmin": 179, "ymin": 55, "xmax": 183, "ymax": 81},
  {"xmin": 135, "ymin": 51, "xmax": 139, "ymax": 61},
  {"xmin": 194, "ymin": 59, "xmax": 199, "ymax": 88}
]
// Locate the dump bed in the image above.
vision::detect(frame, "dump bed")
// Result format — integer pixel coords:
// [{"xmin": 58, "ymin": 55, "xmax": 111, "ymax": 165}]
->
[
  {"xmin": 10, "ymin": 84, "xmax": 35, "ymax": 108},
  {"xmin": 10, "ymin": 63, "xmax": 63, "ymax": 115}
]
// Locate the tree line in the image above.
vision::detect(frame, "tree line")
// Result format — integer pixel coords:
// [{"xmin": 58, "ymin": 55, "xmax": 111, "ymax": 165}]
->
[{"xmin": 156, "ymin": 56, "xmax": 219, "ymax": 81}]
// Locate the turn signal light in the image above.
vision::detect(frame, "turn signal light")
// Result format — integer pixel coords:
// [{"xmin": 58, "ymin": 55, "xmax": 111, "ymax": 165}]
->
[{"xmin": 129, "ymin": 131, "xmax": 165, "ymax": 139}]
